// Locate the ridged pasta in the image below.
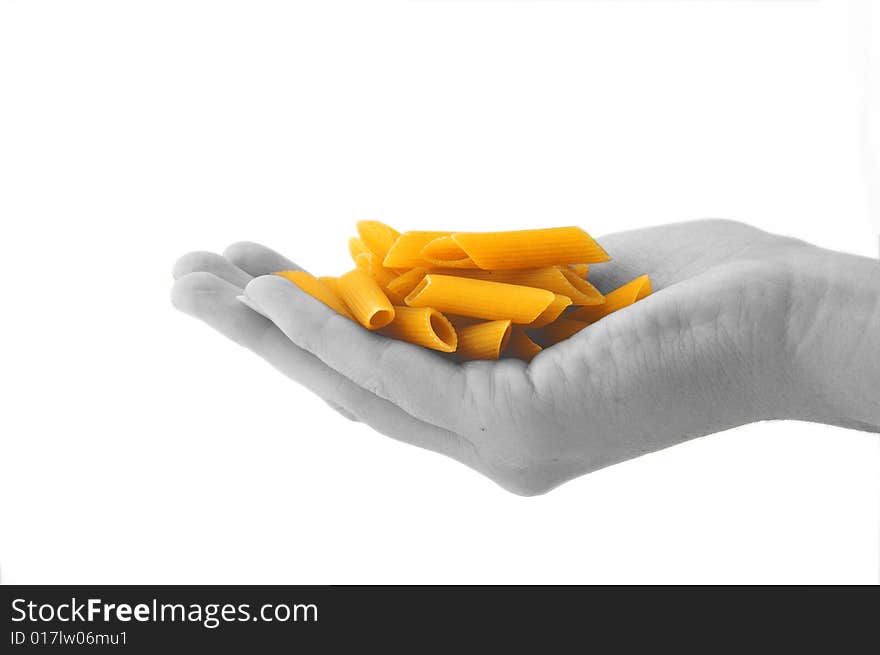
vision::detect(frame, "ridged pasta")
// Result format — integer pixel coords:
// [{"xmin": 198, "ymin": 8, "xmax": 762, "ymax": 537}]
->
[
  {"xmin": 386, "ymin": 267, "xmax": 428, "ymax": 299},
  {"xmin": 337, "ymin": 268, "xmax": 396, "ymax": 330},
  {"xmin": 430, "ymin": 266, "xmax": 603, "ymax": 306},
  {"xmin": 274, "ymin": 270, "xmax": 354, "ymax": 320},
  {"xmin": 380, "ymin": 306, "xmax": 458, "ymax": 353},
  {"xmin": 504, "ymin": 327, "xmax": 542, "ymax": 362},
  {"xmin": 357, "ymin": 220, "xmax": 400, "ymax": 259},
  {"xmin": 355, "ymin": 251, "xmax": 400, "ymax": 297},
  {"xmin": 318, "ymin": 275, "xmax": 341, "ymax": 296},
  {"xmin": 569, "ymin": 263, "xmax": 590, "ymax": 278},
  {"xmin": 266, "ymin": 223, "xmax": 649, "ymax": 360},
  {"xmin": 349, "ymin": 237, "xmax": 370, "ymax": 263},
  {"xmin": 382, "ymin": 231, "xmax": 450, "ymax": 268},
  {"xmin": 422, "ymin": 227, "xmax": 610, "ymax": 270},
  {"xmin": 455, "ymin": 320, "xmax": 512, "ymax": 360},
  {"xmin": 405, "ymin": 274, "xmax": 556, "ymax": 324},
  {"xmin": 568, "ymin": 274, "xmax": 652, "ymax": 324},
  {"xmin": 527, "ymin": 294, "xmax": 572, "ymax": 328},
  {"xmin": 419, "ymin": 235, "xmax": 477, "ymax": 268},
  {"xmin": 557, "ymin": 268, "xmax": 603, "ymax": 305}
]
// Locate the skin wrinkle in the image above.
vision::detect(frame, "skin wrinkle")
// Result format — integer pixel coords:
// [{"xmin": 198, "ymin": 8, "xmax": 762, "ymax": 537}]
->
[
  {"xmin": 364, "ymin": 339, "xmax": 397, "ymax": 401},
  {"xmin": 521, "ymin": 358, "xmax": 541, "ymax": 405},
  {"xmin": 646, "ymin": 303, "xmax": 680, "ymax": 405},
  {"xmin": 759, "ymin": 279, "xmax": 798, "ymax": 417},
  {"xmin": 211, "ymin": 274, "xmax": 490, "ymax": 474},
  {"xmin": 784, "ymin": 253, "xmax": 879, "ymax": 426},
  {"xmin": 181, "ymin": 256, "xmax": 502, "ymax": 485},
  {"xmin": 490, "ymin": 364, "xmax": 537, "ymax": 466},
  {"xmin": 254, "ymin": 299, "xmax": 487, "ymax": 473},
  {"xmin": 500, "ymin": 362, "xmax": 536, "ymax": 432},
  {"xmin": 788, "ymin": 264, "xmax": 831, "ymax": 361},
  {"xmin": 254, "ymin": 276, "xmax": 474, "ymax": 437},
  {"xmin": 173, "ymin": 222, "xmax": 880, "ymax": 495}
]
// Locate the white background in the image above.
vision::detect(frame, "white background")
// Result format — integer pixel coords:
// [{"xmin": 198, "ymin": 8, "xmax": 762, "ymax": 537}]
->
[{"xmin": 1, "ymin": 0, "xmax": 878, "ymax": 584}]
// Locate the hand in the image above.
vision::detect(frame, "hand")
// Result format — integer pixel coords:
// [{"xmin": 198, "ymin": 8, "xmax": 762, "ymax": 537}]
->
[{"xmin": 171, "ymin": 220, "xmax": 880, "ymax": 495}]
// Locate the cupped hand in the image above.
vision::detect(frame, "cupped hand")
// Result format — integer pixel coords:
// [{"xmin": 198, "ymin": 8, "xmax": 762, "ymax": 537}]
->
[{"xmin": 171, "ymin": 220, "xmax": 880, "ymax": 495}]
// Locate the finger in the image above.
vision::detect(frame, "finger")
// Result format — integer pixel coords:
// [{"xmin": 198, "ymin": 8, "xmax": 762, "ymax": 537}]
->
[
  {"xmin": 172, "ymin": 251, "xmax": 252, "ymax": 289},
  {"xmin": 171, "ymin": 272, "xmax": 476, "ymax": 465},
  {"xmin": 223, "ymin": 241, "xmax": 303, "ymax": 277},
  {"xmin": 243, "ymin": 274, "xmax": 473, "ymax": 435}
]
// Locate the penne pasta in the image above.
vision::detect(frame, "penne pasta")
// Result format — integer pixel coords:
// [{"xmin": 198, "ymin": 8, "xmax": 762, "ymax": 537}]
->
[
  {"xmin": 504, "ymin": 327, "xmax": 543, "ymax": 362},
  {"xmin": 274, "ymin": 270, "xmax": 354, "ymax": 320},
  {"xmin": 318, "ymin": 275, "xmax": 342, "ymax": 296},
  {"xmin": 419, "ymin": 235, "xmax": 477, "ymax": 268},
  {"xmin": 557, "ymin": 268, "xmax": 603, "ymax": 305},
  {"xmin": 386, "ymin": 267, "xmax": 428, "ymax": 299},
  {"xmin": 382, "ymin": 231, "xmax": 450, "ymax": 268},
  {"xmin": 270, "ymin": 222, "xmax": 648, "ymax": 360},
  {"xmin": 379, "ymin": 306, "xmax": 458, "ymax": 353},
  {"xmin": 430, "ymin": 266, "xmax": 603, "ymax": 306},
  {"xmin": 405, "ymin": 274, "xmax": 556, "ymax": 324},
  {"xmin": 349, "ymin": 237, "xmax": 371, "ymax": 263},
  {"xmin": 337, "ymin": 268, "xmax": 396, "ymax": 330},
  {"xmin": 568, "ymin": 274, "xmax": 652, "ymax": 324},
  {"xmin": 569, "ymin": 263, "xmax": 590, "ymax": 278},
  {"xmin": 357, "ymin": 220, "xmax": 400, "ymax": 259},
  {"xmin": 355, "ymin": 251, "xmax": 399, "ymax": 293},
  {"xmin": 424, "ymin": 227, "xmax": 611, "ymax": 270},
  {"xmin": 530, "ymin": 317, "xmax": 589, "ymax": 347},
  {"xmin": 455, "ymin": 320, "xmax": 512, "ymax": 360},
  {"xmin": 527, "ymin": 293, "xmax": 572, "ymax": 328}
]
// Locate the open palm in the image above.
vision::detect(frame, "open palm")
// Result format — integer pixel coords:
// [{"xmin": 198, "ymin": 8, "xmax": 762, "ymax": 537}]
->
[{"xmin": 172, "ymin": 220, "xmax": 880, "ymax": 494}]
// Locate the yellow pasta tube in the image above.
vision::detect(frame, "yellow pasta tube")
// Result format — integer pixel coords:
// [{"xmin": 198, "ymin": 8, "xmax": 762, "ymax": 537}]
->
[
  {"xmin": 379, "ymin": 306, "xmax": 458, "ymax": 353},
  {"xmin": 382, "ymin": 231, "xmax": 450, "ymax": 268},
  {"xmin": 430, "ymin": 266, "xmax": 603, "ymax": 306},
  {"xmin": 405, "ymin": 274, "xmax": 555, "ymax": 324},
  {"xmin": 337, "ymin": 268, "xmax": 396, "ymax": 330},
  {"xmin": 419, "ymin": 235, "xmax": 477, "ymax": 268},
  {"xmin": 504, "ymin": 327, "xmax": 542, "ymax": 362},
  {"xmin": 531, "ymin": 318, "xmax": 589, "ymax": 347},
  {"xmin": 557, "ymin": 268, "xmax": 604, "ymax": 305},
  {"xmin": 386, "ymin": 267, "xmax": 428, "ymax": 299},
  {"xmin": 445, "ymin": 314, "xmax": 482, "ymax": 330},
  {"xmin": 456, "ymin": 320, "xmax": 512, "ymax": 360},
  {"xmin": 354, "ymin": 252, "xmax": 405, "ymax": 302},
  {"xmin": 527, "ymin": 294, "xmax": 572, "ymax": 328},
  {"xmin": 318, "ymin": 275, "xmax": 341, "ymax": 296},
  {"xmin": 421, "ymin": 227, "xmax": 611, "ymax": 270},
  {"xmin": 274, "ymin": 270, "xmax": 354, "ymax": 320},
  {"xmin": 569, "ymin": 263, "xmax": 590, "ymax": 278},
  {"xmin": 357, "ymin": 220, "xmax": 400, "ymax": 259},
  {"xmin": 349, "ymin": 237, "xmax": 371, "ymax": 263},
  {"xmin": 568, "ymin": 275, "xmax": 652, "ymax": 324},
  {"xmin": 355, "ymin": 252, "xmax": 399, "ymax": 291}
]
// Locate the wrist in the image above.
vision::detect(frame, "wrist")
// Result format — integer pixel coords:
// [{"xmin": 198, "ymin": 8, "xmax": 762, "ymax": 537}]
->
[{"xmin": 786, "ymin": 250, "xmax": 880, "ymax": 431}]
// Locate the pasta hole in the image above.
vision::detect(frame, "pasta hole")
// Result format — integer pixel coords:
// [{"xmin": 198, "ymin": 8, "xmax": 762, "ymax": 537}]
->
[
  {"xmin": 421, "ymin": 236, "xmax": 467, "ymax": 261},
  {"xmin": 369, "ymin": 309, "xmax": 395, "ymax": 329},
  {"xmin": 429, "ymin": 311, "xmax": 458, "ymax": 351},
  {"xmin": 405, "ymin": 276, "xmax": 431, "ymax": 305},
  {"xmin": 498, "ymin": 323, "xmax": 512, "ymax": 354}
]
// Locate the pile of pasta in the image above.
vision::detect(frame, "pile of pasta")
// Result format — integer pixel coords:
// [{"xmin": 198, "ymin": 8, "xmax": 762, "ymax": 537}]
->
[{"xmin": 274, "ymin": 222, "xmax": 652, "ymax": 361}]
